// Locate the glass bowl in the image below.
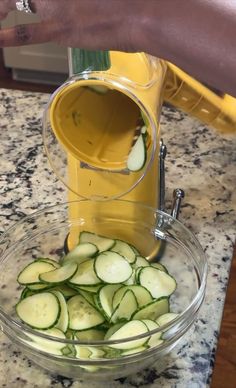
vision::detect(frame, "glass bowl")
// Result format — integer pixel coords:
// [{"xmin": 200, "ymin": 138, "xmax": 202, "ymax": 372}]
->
[{"xmin": 0, "ymin": 200, "xmax": 207, "ymax": 381}]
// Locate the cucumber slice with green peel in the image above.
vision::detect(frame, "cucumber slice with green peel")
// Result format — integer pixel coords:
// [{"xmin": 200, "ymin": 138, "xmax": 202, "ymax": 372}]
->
[
  {"xmin": 61, "ymin": 344, "xmax": 76, "ymax": 357},
  {"xmin": 79, "ymin": 231, "xmax": 115, "ymax": 252},
  {"xmin": 107, "ymin": 320, "xmax": 149, "ymax": 350},
  {"xmin": 69, "ymin": 259, "xmax": 101, "ymax": 286},
  {"xmin": 78, "ymin": 289, "xmax": 96, "ymax": 306},
  {"xmin": 110, "ymin": 290, "xmax": 138, "ymax": 324},
  {"xmin": 141, "ymin": 319, "xmax": 159, "ymax": 331},
  {"xmin": 67, "ymin": 295, "xmax": 105, "ymax": 330},
  {"xmin": 132, "ymin": 256, "xmax": 150, "ymax": 269},
  {"xmin": 111, "ymin": 240, "xmax": 136, "ymax": 264},
  {"xmin": 75, "ymin": 345, "xmax": 92, "ymax": 359},
  {"xmin": 131, "ymin": 297, "xmax": 169, "ymax": 321},
  {"xmin": 62, "ymin": 242, "xmax": 98, "ymax": 266},
  {"xmin": 27, "ymin": 283, "xmax": 53, "ymax": 291},
  {"xmin": 61, "ymin": 345, "xmax": 72, "ymax": 356},
  {"xmin": 17, "ymin": 261, "xmax": 56, "ymax": 285},
  {"xmin": 123, "ymin": 269, "xmax": 136, "ymax": 285},
  {"xmin": 97, "ymin": 284, "xmax": 122, "ymax": 319},
  {"xmin": 75, "ymin": 284, "xmax": 102, "ymax": 293},
  {"xmin": 141, "ymin": 319, "xmax": 163, "ymax": 347},
  {"xmin": 135, "ymin": 267, "xmax": 143, "ymax": 282},
  {"xmin": 138, "ymin": 267, "xmax": 177, "ymax": 299},
  {"xmin": 20, "ymin": 287, "xmax": 34, "ymax": 300},
  {"xmin": 51, "ymin": 291, "xmax": 69, "ymax": 333},
  {"xmin": 36, "ymin": 258, "xmax": 61, "ymax": 269},
  {"xmin": 112, "ymin": 285, "xmax": 153, "ymax": 310},
  {"xmin": 122, "ymin": 345, "xmax": 148, "ymax": 356},
  {"xmin": 104, "ymin": 322, "xmax": 125, "ymax": 340},
  {"xmin": 94, "ymin": 251, "xmax": 132, "ymax": 284},
  {"xmin": 127, "ymin": 134, "xmax": 147, "ymax": 172},
  {"xmin": 16, "ymin": 292, "xmax": 60, "ymax": 329},
  {"xmin": 150, "ymin": 262, "xmax": 168, "ymax": 273},
  {"xmin": 25, "ymin": 328, "xmax": 66, "ymax": 355},
  {"xmin": 39, "ymin": 262, "xmax": 78, "ymax": 284},
  {"xmin": 75, "ymin": 328, "xmax": 105, "ymax": 341},
  {"xmin": 52, "ymin": 284, "xmax": 78, "ymax": 298},
  {"xmin": 156, "ymin": 312, "xmax": 179, "ymax": 327},
  {"xmin": 88, "ymin": 347, "xmax": 106, "ymax": 359},
  {"xmin": 131, "ymin": 245, "xmax": 141, "ymax": 256}
]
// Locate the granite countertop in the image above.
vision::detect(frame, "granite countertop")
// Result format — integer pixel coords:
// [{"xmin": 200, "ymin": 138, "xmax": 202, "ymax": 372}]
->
[{"xmin": 0, "ymin": 88, "xmax": 235, "ymax": 388}]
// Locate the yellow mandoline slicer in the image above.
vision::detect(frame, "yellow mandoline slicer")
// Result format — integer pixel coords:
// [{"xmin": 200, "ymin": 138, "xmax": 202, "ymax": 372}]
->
[
  {"xmin": 43, "ymin": 49, "xmax": 170, "ymax": 255},
  {"xmin": 43, "ymin": 49, "xmax": 234, "ymax": 256}
]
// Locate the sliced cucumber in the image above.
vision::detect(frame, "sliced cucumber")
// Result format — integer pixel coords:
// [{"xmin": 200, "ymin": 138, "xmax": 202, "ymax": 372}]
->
[
  {"xmin": 110, "ymin": 290, "xmax": 138, "ymax": 324},
  {"xmin": 141, "ymin": 319, "xmax": 159, "ymax": 331},
  {"xmin": 62, "ymin": 242, "xmax": 98, "ymax": 266},
  {"xmin": 69, "ymin": 259, "xmax": 101, "ymax": 286},
  {"xmin": 104, "ymin": 322, "xmax": 125, "ymax": 340},
  {"xmin": 67, "ymin": 295, "xmax": 105, "ymax": 330},
  {"xmin": 39, "ymin": 262, "xmax": 78, "ymax": 284},
  {"xmin": 122, "ymin": 345, "xmax": 148, "ymax": 356},
  {"xmin": 135, "ymin": 267, "xmax": 143, "ymax": 283},
  {"xmin": 78, "ymin": 289, "xmax": 96, "ymax": 307},
  {"xmin": 138, "ymin": 267, "xmax": 177, "ymax": 299},
  {"xmin": 141, "ymin": 319, "xmax": 163, "ymax": 347},
  {"xmin": 107, "ymin": 320, "xmax": 149, "ymax": 350},
  {"xmin": 127, "ymin": 134, "xmax": 146, "ymax": 172},
  {"xmin": 17, "ymin": 261, "xmax": 56, "ymax": 285},
  {"xmin": 131, "ymin": 297, "xmax": 169, "ymax": 321},
  {"xmin": 27, "ymin": 283, "xmax": 53, "ymax": 291},
  {"xmin": 79, "ymin": 231, "xmax": 115, "ymax": 252},
  {"xmin": 97, "ymin": 284, "xmax": 122, "ymax": 319},
  {"xmin": 16, "ymin": 292, "xmax": 60, "ymax": 329},
  {"xmin": 75, "ymin": 328, "xmax": 105, "ymax": 341},
  {"xmin": 94, "ymin": 251, "xmax": 132, "ymax": 284},
  {"xmin": 156, "ymin": 312, "xmax": 179, "ymax": 327},
  {"xmin": 15, "ymin": 231, "xmax": 178, "ymax": 358},
  {"xmin": 26, "ymin": 328, "xmax": 66, "ymax": 355},
  {"xmin": 75, "ymin": 345, "xmax": 92, "ymax": 359},
  {"xmin": 77, "ymin": 284, "xmax": 102, "ymax": 293},
  {"xmin": 61, "ymin": 344, "xmax": 76, "ymax": 357},
  {"xmin": 20, "ymin": 287, "xmax": 34, "ymax": 300},
  {"xmin": 123, "ymin": 269, "xmax": 136, "ymax": 285},
  {"xmin": 111, "ymin": 240, "xmax": 136, "ymax": 264},
  {"xmin": 52, "ymin": 284, "xmax": 78, "ymax": 298},
  {"xmin": 112, "ymin": 285, "xmax": 153, "ymax": 310},
  {"xmin": 88, "ymin": 347, "xmax": 106, "ymax": 359},
  {"xmin": 132, "ymin": 255, "xmax": 150, "ymax": 269},
  {"xmin": 51, "ymin": 291, "xmax": 69, "ymax": 333},
  {"xmin": 36, "ymin": 258, "xmax": 61, "ymax": 269},
  {"xmin": 150, "ymin": 262, "xmax": 168, "ymax": 273},
  {"xmin": 131, "ymin": 245, "xmax": 141, "ymax": 256}
]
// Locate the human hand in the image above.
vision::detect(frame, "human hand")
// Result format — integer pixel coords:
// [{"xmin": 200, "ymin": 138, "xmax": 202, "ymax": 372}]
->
[{"xmin": 0, "ymin": 0, "xmax": 144, "ymax": 52}]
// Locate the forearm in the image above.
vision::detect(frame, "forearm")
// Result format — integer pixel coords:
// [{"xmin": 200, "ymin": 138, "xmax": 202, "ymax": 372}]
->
[{"xmin": 135, "ymin": 0, "xmax": 236, "ymax": 97}]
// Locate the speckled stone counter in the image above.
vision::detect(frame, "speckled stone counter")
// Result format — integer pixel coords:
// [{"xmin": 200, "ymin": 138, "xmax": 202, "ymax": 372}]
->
[{"xmin": 0, "ymin": 88, "xmax": 235, "ymax": 388}]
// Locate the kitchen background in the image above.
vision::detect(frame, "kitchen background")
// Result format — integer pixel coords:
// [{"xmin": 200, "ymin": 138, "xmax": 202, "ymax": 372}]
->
[{"xmin": 0, "ymin": 10, "xmax": 235, "ymax": 388}]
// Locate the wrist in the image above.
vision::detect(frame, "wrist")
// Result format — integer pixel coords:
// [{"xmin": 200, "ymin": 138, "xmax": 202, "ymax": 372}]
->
[{"xmin": 131, "ymin": 1, "xmax": 170, "ymax": 58}]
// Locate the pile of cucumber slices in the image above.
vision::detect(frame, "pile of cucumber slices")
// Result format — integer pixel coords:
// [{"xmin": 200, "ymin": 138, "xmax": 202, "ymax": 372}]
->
[{"xmin": 15, "ymin": 231, "xmax": 178, "ymax": 359}]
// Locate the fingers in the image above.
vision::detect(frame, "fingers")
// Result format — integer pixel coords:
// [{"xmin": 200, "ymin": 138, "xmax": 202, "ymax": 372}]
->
[
  {"xmin": 0, "ymin": 0, "xmax": 17, "ymax": 19},
  {"xmin": 0, "ymin": 22, "xmax": 59, "ymax": 47}
]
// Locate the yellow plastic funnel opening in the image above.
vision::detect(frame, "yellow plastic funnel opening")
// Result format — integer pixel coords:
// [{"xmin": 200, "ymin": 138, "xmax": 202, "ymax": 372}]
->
[{"xmin": 50, "ymin": 82, "xmax": 143, "ymax": 170}]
